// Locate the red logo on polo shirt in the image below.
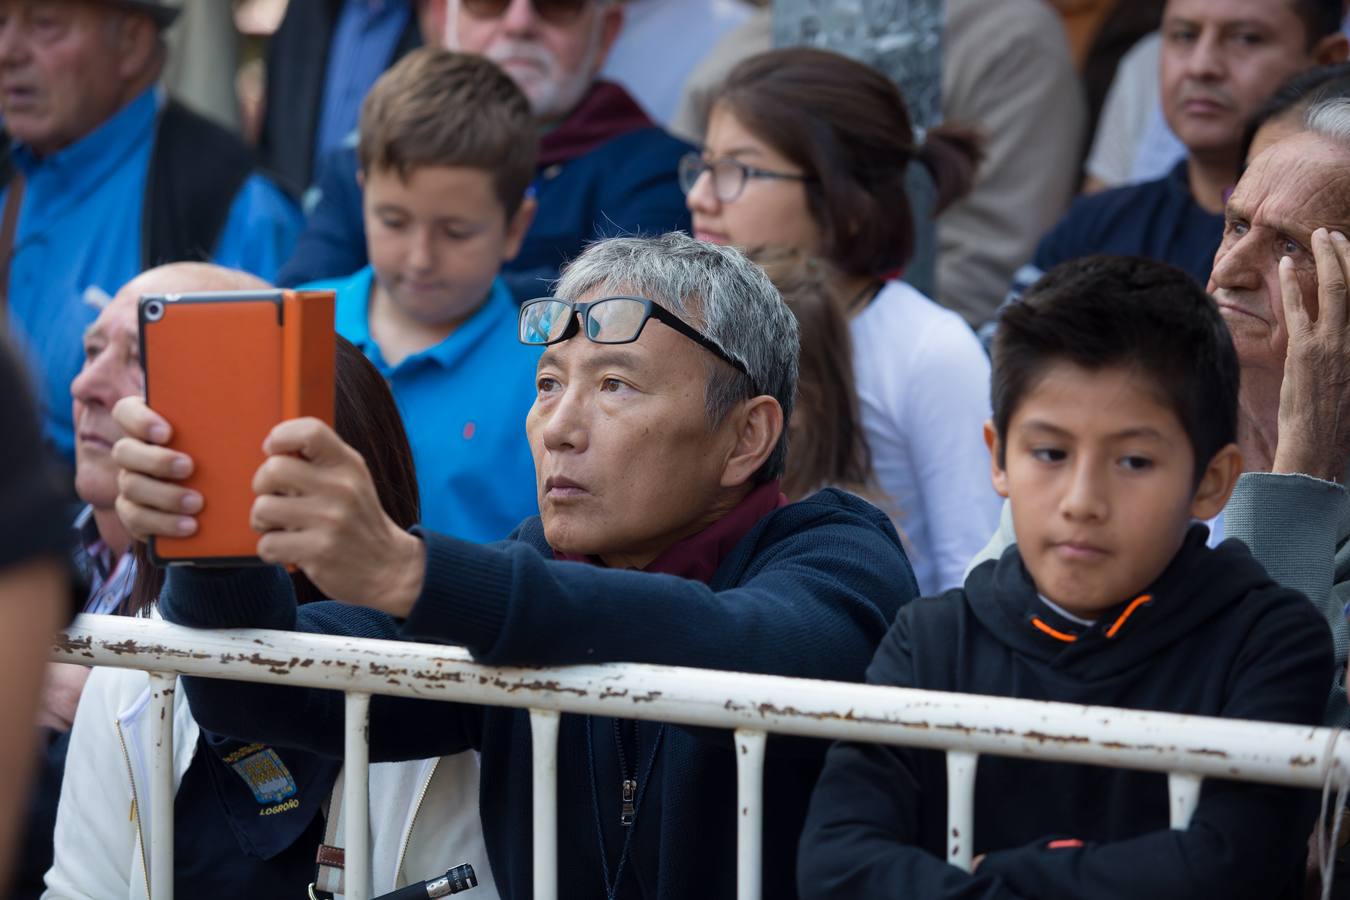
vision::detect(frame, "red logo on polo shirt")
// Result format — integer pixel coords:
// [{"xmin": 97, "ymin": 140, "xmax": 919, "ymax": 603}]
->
[{"xmin": 463, "ymin": 422, "xmax": 476, "ymax": 441}]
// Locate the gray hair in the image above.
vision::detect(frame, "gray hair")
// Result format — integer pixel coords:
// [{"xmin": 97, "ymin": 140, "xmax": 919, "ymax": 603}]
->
[
  {"xmin": 1305, "ymin": 96, "xmax": 1350, "ymax": 146},
  {"xmin": 554, "ymin": 233, "xmax": 800, "ymax": 484}
]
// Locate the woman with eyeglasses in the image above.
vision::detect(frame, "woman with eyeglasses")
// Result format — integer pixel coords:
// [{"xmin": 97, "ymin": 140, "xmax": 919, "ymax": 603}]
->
[{"xmin": 682, "ymin": 46, "xmax": 1001, "ymax": 596}]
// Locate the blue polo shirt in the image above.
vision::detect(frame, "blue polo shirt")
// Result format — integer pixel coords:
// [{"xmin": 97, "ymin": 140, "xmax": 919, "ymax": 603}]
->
[
  {"xmin": 4, "ymin": 87, "xmax": 303, "ymax": 460},
  {"xmin": 307, "ymin": 266, "xmax": 540, "ymax": 542}
]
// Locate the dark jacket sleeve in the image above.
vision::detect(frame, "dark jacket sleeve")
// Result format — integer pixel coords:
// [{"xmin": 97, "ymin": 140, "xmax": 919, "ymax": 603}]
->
[
  {"xmin": 977, "ymin": 596, "xmax": 1332, "ymax": 900},
  {"xmin": 276, "ymin": 145, "xmax": 369, "ymax": 287},
  {"xmin": 400, "ymin": 500, "xmax": 908, "ymax": 683},
  {"xmin": 159, "ymin": 565, "xmax": 479, "ymax": 762},
  {"xmin": 798, "ymin": 608, "xmax": 1030, "ymax": 900}
]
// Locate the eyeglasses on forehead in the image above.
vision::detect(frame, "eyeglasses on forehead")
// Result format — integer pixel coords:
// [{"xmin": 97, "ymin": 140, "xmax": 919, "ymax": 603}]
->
[{"xmin": 518, "ymin": 295, "xmax": 754, "ymax": 384}]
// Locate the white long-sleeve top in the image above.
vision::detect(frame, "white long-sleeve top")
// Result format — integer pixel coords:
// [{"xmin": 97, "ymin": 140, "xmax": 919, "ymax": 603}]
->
[
  {"xmin": 849, "ymin": 279, "xmax": 1002, "ymax": 595},
  {"xmin": 43, "ymin": 666, "xmax": 497, "ymax": 900}
]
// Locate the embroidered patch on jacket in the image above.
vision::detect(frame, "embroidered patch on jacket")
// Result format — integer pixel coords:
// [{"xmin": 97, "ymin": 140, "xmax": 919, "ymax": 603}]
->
[{"xmin": 226, "ymin": 745, "xmax": 298, "ymax": 805}]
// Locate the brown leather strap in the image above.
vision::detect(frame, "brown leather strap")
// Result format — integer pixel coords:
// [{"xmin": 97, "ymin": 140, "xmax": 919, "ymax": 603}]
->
[
  {"xmin": 316, "ymin": 844, "xmax": 346, "ymax": 869},
  {"xmin": 313, "ymin": 770, "xmax": 347, "ymax": 895},
  {"xmin": 0, "ymin": 172, "xmax": 24, "ymax": 316}
]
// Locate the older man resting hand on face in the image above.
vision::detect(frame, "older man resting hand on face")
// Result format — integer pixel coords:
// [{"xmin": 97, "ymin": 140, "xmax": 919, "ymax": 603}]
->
[{"xmin": 112, "ymin": 233, "xmax": 915, "ymax": 900}]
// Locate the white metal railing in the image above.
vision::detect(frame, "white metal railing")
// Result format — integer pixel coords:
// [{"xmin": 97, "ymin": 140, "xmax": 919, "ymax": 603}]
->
[{"xmin": 53, "ymin": 615, "xmax": 1350, "ymax": 900}]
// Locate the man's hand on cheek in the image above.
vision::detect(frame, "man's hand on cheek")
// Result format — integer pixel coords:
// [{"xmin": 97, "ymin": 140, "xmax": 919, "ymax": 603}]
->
[
  {"xmin": 251, "ymin": 418, "xmax": 426, "ymax": 617},
  {"xmin": 1273, "ymin": 229, "xmax": 1350, "ymax": 482}
]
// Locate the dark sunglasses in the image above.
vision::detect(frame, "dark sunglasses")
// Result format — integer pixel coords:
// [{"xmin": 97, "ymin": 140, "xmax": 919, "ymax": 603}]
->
[
  {"xmin": 519, "ymin": 296, "xmax": 754, "ymax": 384},
  {"xmin": 461, "ymin": 0, "xmax": 589, "ymax": 25}
]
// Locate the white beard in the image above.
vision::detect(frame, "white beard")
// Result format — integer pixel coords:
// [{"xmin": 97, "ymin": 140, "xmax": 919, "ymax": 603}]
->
[{"xmin": 445, "ymin": 4, "xmax": 602, "ymax": 122}]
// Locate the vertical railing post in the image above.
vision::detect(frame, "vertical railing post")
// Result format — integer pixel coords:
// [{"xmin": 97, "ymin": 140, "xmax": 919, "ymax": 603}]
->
[
  {"xmin": 344, "ymin": 691, "xmax": 372, "ymax": 900},
  {"xmin": 735, "ymin": 729, "xmax": 767, "ymax": 900},
  {"xmin": 148, "ymin": 672, "xmax": 175, "ymax": 900},
  {"xmin": 946, "ymin": 751, "xmax": 979, "ymax": 871},
  {"xmin": 1167, "ymin": 772, "xmax": 1203, "ymax": 829},
  {"xmin": 530, "ymin": 709, "xmax": 561, "ymax": 900}
]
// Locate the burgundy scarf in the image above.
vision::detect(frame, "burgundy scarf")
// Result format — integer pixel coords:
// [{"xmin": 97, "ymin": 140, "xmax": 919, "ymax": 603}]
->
[
  {"xmin": 554, "ymin": 481, "xmax": 787, "ymax": 582},
  {"xmin": 537, "ymin": 80, "xmax": 654, "ymax": 169}
]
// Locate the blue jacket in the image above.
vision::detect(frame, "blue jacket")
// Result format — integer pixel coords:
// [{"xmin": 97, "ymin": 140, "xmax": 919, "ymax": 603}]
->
[
  {"xmin": 277, "ymin": 126, "xmax": 693, "ymax": 302},
  {"xmin": 159, "ymin": 488, "xmax": 917, "ymax": 900},
  {"xmin": 307, "ymin": 266, "xmax": 540, "ymax": 542},
  {"xmin": 4, "ymin": 88, "xmax": 302, "ymax": 460},
  {"xmin": 1031, "ymin": 160, "xmax": 1223, "ymax": 288}
]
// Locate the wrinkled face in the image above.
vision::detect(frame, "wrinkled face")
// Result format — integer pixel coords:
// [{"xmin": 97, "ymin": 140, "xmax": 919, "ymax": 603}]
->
[
  {"xmin": 71, "ymin": 290, "xmax": 141, "ymax": 509},
  {"xmin": 363, "ymin": 164, "xmax": 528, "ymax": 327},
  {"xmin": 445, "ymin": 0, "xmax": 621, "ymax": 122},
  {"xmin": 1209, "ymin": 133, "xmax": 1350, "ymax": 374},
  {"xmin": 687, "ymin": 104, "xmax": 824, "ymax": 255},
  {"xmin": 1159, "ymin": 0, "xmax": 1319, "ymax": 161},
  {"xmin": 0, "ymin": 0, "xmax": 136, "ymax": 156},
  {"xmin": 993, "ymin": 364, "xmax": 1206, "ymax": 618},
  {"xmin": 526, "ymin": 290, "xmax": 741, "ymax": 566}
]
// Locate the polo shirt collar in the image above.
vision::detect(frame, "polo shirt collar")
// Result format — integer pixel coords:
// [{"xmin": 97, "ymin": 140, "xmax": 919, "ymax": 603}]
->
[
  {"xmin": 12, "ymin": 86, "xmax": 162, "ymax": 190},
  {"xmin": 339, "ymin": 268, "xmax": 518, "ymax": 374}
]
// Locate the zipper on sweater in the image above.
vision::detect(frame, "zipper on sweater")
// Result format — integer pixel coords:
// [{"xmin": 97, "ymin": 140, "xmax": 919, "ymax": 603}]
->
[
  {"xmin": 115, "ymin": 716, "xmax": 154, "ymax": 900},
  {"xmin": 394, "ymin": 757, "xmax": 440, "ymax": 886}
]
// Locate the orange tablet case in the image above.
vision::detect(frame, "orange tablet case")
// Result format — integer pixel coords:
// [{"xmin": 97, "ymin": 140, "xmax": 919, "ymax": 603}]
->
[{"xmin": 139, "ymin": 289, "xmax": 336, "ymax": 566}]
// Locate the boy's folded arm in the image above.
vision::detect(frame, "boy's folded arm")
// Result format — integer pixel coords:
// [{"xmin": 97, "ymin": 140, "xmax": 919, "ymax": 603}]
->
[
  {"xmin": 798, "ymin": 739, "xmax": 1030, "ymax": 900},
  {"xmin": 799, "ymin": 610, "xmax": 1029, "ymax": 900},
  {"xmin": 976, "ymin": 782, "xmax": 1313, "ymax": 900}
]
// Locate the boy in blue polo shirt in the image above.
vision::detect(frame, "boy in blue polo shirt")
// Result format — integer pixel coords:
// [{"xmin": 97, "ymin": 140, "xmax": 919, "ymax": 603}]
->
[
  {"xmin": 303, "ymin": 48, "xmax": 540, "ymax": 541},
  {"xmin": 798, "ymin": 256, "xmax": 1334, "ymax": 899}
]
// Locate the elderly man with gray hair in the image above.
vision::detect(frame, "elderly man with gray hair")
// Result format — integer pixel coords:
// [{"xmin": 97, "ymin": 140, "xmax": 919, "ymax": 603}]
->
[
  {"xmin": 1211, "ymin": 94, "xmax": 1350, "ymax": 724},
  {"xmin": 110, "ymin": 232, "xmax": 916, "ymax": 900}
]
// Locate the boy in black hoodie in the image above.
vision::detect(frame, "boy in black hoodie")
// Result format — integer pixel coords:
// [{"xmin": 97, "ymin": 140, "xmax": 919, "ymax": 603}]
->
[{"xmin": 798, "ymin": 255, "xmax": 1335, "ymax": 900}]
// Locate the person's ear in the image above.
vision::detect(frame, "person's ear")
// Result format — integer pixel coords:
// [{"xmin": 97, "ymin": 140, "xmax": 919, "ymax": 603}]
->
[
  {"xmin": 501, "ymin": 195, "xmax": 537, "ymax": 263},
  {"xmin": 984, "ymin": 420, "xmax": 1010, "ymax": 499},
  {"xmin": 1190, "ymin": 442, "xmax": 1243, "ymax": 521},
  {"xmin": 1313, "ymin": 31, "xmax": 1349, "ymax": 66},
  {"xmin": 719, "ymin": 395, "xmax": 782, "ymax": 489},
  {"xmin": 591, "ymin": 1, "xmax": 625, "ymax": 73},
  {"xmin": 113, "ymin": 14, "xmax": 159, "ymax": 82}
]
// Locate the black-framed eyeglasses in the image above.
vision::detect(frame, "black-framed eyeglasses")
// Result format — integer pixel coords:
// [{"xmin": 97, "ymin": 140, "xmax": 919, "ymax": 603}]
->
[
  {"xmin": 462, "ymin": 0, "xmax": 588, "ymax": 25},
  {"xmin": 519, "ymin": 295, "xmax": 753, "ymax": 383},
  {"xmin": 678, "ymin": 152, "xmax": 817, "ymax": 203}
]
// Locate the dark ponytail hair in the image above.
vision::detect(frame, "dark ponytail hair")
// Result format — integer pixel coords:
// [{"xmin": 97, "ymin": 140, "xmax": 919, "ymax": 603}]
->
[
  {"xmin": 750, "ymin": 248, "xmax": 876, "ymax": 502},
  {"xmin": 124, "ymin": 336, "xmax": 420, "ymax": 615},
  {"xmin": 714, "ymin": 46, "xmax": 982, "ymax": 279}
]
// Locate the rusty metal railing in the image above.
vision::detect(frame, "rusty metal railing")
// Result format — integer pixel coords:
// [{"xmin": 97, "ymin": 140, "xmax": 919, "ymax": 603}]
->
[{"xmin": 53, "ymin": 614, "xmax": 1350, "ymax": 900}]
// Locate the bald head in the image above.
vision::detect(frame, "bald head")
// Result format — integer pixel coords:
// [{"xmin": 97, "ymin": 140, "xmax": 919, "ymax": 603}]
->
[
  {"xmin": 109, "ymin": 262, "xmax": 271, "ymax": 310},
  {"xmin": 73, "ymin": 264, "xmax": 273, "ymax": 511}
]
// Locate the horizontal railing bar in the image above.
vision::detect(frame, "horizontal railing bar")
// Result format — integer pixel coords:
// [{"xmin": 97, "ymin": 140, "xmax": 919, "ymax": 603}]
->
[{"xmin": 54, "ymin": 616, "xmax": 1349, "ymax": 791}]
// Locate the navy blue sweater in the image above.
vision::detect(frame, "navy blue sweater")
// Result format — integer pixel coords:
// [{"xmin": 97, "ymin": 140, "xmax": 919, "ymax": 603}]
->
[
  {"xmin": 277, "ymin": 127, "xmax": 692, "ymax": 302},
  {"xmin": 1032, "ymin": 160, "xmax": 1224, "ymax": 289},
  {"xmin": 798, "ymin": 527, "xmax": 1332, "ymax": 900},
  {"xmin": 160, "ymin": 488, "xmax": 915, "ymax": 900}
]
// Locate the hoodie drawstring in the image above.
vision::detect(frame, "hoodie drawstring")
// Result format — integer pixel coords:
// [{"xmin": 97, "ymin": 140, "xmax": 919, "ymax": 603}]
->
[{"xmin": 1030, "ymin": 594, "xmax": 1154, "ymax": 643}]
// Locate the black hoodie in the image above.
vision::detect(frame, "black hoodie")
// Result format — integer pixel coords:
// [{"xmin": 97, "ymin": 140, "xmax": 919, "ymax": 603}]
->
[{"xmin": 798, "ymin": 526, "xmax": 1333, "ymax": 900}]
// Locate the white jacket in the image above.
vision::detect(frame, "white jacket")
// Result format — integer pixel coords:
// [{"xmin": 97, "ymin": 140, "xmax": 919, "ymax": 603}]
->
[{"xmin": 43, "ymin": 667, "xmax": 498, "ymax": 900}]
